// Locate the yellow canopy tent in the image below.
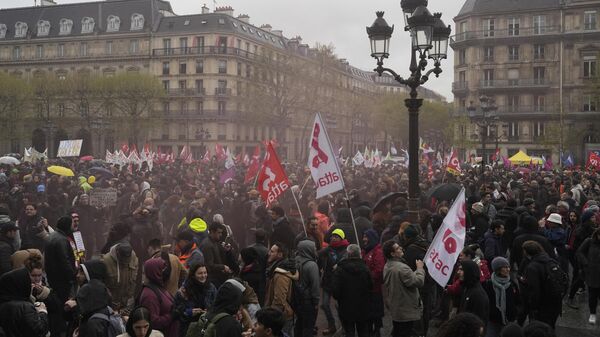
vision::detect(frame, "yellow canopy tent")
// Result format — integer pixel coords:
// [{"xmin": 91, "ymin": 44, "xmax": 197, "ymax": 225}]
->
[{"xmin": 508, "ymin": 151, "xmax": 532, "ymax": 165}]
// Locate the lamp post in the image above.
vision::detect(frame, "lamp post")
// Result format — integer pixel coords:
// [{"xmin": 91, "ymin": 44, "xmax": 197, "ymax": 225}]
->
[
  {"xmin": 367, "ymin": 1, "xmax": 451, "ymax": 222},
  {"xmin": 467, "ymin": 95, "xmax": 499, "ymax": 178}
]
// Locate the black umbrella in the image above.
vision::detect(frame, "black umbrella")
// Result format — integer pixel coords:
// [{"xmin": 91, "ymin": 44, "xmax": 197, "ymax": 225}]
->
[
  {"xmin": 89, "ymin": 166, "xmax": 114, "ymax": 178},
  {"xmin": 373, "ymin": 192, "xmax": 408, "ymax": 214},
  {"xmin": 427, "ymin": 183, "xmax": 461, "ymax": 201}
]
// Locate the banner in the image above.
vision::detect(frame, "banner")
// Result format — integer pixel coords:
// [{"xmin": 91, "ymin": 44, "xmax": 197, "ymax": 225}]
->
[
  {"xmin": 425, "ymin": 188, "xmax": 466, "ymax": 287},
  {"xmin": 257, "ymin": 143, "xmax": 290, "ymax": 207},
  {"xmin": 89, "ymin": 188, "xmax": 118, "ymax": 207},
  {"xmin": 307, "ymin": 113, "xmax": 344, "ymax": 198},
  {"xmin": 57, "ymin": 140, "xmax": 83, "ymax": 157},
  {"xmin": 352, "ymin": 151, "xmax": 365, "ymax": 166},
  {"xmin": 587, "ymin": 151, "xmax": 600, "ymax": 171}
]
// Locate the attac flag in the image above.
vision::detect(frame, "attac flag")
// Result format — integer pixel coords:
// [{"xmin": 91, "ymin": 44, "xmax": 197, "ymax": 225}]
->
[
  {"xmin": 446, "ymin": 149, "xmax": 461, "ymax": 175},
  {"xmin": 179, "ymin": 145, "xmax": 193, "ymax": 164},
  {"xmin": 491, "ymin": 148, "xmax": 500, "ymax": 162},
  {"xmin": 257, "ymin": 142, "xmax": 290, "ymax": 208},
  {"xmin": 244, "ymin": 145, "xmax": 261, "ymax": 184},
  {"xmin": 425, "ymin": 188, "xmax": 466, "ymax": 287},
  {"xmin": 215, "ymin": 143, "xmax": 227, "ymax": 161},
  {"xmin": 121, "ymin": 144, "xmax": 129, "ymax": 155},
  {"xmin": 202, "ymin": 149, "xmax": 211, "ymax": 164},
  {"xmin": 307, "ymin": 113, "xmax": 344, "ymax": 198}
]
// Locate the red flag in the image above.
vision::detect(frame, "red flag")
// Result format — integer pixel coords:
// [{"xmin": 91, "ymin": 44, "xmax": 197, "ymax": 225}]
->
[
  {"xmin": 257, "ymin": 143, "xmax": 290, "ymax": 207},
  {"xmin": 121, "ymin": 144, "xmax": 129, "ymax": 155},
  {"xmin": 587, "ymin": 152, "xmax": 600, "ymax": 171},
  {"xmin": 143, "ymin": 143, "xmax": 151, "ymax": 155},
  {"xmin": 446, "ymin": 149, "xmax": 462, "ymax": 175},
  {"xmin": 202, "ymin": 149, "xmax": 211, "ymax": 163},
  {"xmin": 244, "ymin": 145, "xmax": 261, "ymax": 184},
  {"xmin": 215, "ymin": 143, "xmax": 227, "ymax": 161},
  {"xmin": 180, "ymin": 145, "xmax": 193, "ymax": 164},
  {"xmin": 491, "ymin": 148, "xmax": 500, "ymax": 162},
  {"xmin": 235, "ymin": 152, "xmax": 242, "ymax": 163}
]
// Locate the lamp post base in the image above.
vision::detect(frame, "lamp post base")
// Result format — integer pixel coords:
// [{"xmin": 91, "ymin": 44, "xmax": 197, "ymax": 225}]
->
[{"xmin": 407, "ymin": 197, "xmax": 420, "ymax": 223}]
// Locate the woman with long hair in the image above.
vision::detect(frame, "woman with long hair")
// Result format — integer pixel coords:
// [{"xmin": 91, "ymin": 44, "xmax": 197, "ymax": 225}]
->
[
  {"xmin": 117, "ymin": 306, "xmax": 164, "ymax": 337},
  {"xmin": 173, "ymin": 263, "xmax": 217, "ymax": 336}
]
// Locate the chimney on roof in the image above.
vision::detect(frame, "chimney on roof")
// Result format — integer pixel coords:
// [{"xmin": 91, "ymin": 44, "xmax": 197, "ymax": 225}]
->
[
  {"xmin": 298, "ymin": 44, "xmax": 309, "ymax": 57},
  {"xmin": 237, "ymin": 14, "xmax": 250, "ymax": 24},
  {"xmin": 260, "ymin": 24, "xmax": 272, "ymax": 32},
  {"xmin": 201, "ymin": 4, "xmax": 210, "ymax": 14},
  {"xmin": 272, "ymin": 29, "xmax": 283, "ymax": 37},
  {"xmin": 214, "ymin": 6, "xmax": 234, "ymax": 17},
  {"xmin": 287, "ymin": 38, "xmax": 300, "ymax": 51}
]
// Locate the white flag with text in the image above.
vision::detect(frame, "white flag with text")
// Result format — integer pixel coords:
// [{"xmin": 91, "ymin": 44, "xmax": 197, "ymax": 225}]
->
[{"xmin": 307, "ymin": 113, "xmax": 344, "ymax": 198}]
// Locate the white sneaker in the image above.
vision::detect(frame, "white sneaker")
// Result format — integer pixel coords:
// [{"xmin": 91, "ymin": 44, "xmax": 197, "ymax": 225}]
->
[{"xmin": 589, "ymin": 314, "xmax": 597, "ymax": 324}]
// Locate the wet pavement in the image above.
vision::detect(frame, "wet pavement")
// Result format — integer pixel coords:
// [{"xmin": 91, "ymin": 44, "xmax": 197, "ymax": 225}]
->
[{"xmin": 316, "ymin": 291, "xmax": 600, "ymax": 337}]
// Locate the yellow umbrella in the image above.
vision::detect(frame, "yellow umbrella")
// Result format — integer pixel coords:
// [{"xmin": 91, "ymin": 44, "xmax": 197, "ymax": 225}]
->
[{"xmin": 47, "ymin": 165, "xmax": 75, "ymax": 177}]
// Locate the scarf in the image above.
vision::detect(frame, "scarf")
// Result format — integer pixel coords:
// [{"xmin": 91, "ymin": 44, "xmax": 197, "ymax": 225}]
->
[{"xmin": 491, "ymin": 273, "xmax": 511, "ymax": 325}]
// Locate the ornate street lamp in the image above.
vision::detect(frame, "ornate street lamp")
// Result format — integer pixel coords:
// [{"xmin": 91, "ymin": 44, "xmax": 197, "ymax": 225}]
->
[
  {"xmin": 467, "ymin": 95, "xmax": 499, "ymax": 178},
  {"xmin": 366, "ymin": 4, "xmax": 450, "ymax": 222}
]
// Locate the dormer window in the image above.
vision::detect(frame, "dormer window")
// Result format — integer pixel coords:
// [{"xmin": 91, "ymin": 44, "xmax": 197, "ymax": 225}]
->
[
  {"xmin": 81, "ymin": 17, "xmax": 95, "ymax": 34},
  {"xmin": 15, "ymin": 22, "xmax": 28, "ymax": 38},
  {"xmin": 107, "ymin": 15, "xmax": 121, "ymax": 32},
  {"xmin": 130, "ymin": 13, "xmax": 144, "ymax": 31},
  {"xmin": 37, "ymin": 20, "xmax": 50, "ymax": 37},
  {"xmin": 0, "ymin": 24, "xmax": 6, "ymax": 39},
  {"xmin": 59, "ymin": 19, "xmax": 73, "ymax": 35}
]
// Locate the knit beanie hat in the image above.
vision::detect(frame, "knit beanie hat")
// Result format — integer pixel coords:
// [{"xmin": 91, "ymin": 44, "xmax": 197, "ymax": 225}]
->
[
  {"xmin": 491, "ymin": 256, "xmax": 510, "ymax": 272},
  {"xmin": 403, "ymin": 224, "xmax": 420, "ymax": 239},
  {"xmin": 331, "ymin": 228, "xmax": 345, "ymax": 240}
]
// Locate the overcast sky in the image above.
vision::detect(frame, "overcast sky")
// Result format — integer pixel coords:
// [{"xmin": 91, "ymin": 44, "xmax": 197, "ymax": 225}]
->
[{"xmin": 3, "ymin": 0, "xmax": 461, "ymax": 100}]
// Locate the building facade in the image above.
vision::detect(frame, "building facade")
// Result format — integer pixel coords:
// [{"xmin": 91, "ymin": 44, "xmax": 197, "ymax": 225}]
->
[
  {"xmin": 452, "ymin": 0, "xmax": 600, "ymax": 163},
  {"xmin": 0, "ymin": 0, "xmax": 444, "ymax": 160}
]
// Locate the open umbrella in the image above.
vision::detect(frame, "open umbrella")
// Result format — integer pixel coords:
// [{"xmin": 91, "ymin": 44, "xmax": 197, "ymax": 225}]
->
[
  {"xmin": 373, "ymin": 192, "xmax": 408, "ymax": 214},
  {"xmin": 0, "ymin": 156, "xmax": 20, "ymax": 165},
  {"xmin": 427, "ymin": 183, "xmax": 461, "ymax": 202},
  {"xmin": 47, "ymin": 165, "xmax": 74, "ymax": 177},
  {"xmin": 89, "ymin": 166, "xmax": 114, "ymax": 178},
  {"xmin": 80, "ymin": 155, "xmax": 94, "ymax": 162}
]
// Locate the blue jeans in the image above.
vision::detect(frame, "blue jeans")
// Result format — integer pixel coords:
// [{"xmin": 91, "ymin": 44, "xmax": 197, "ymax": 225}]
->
[{"xmin": 320, "ymin": 289, "xmax": 336, "ymax": 329}]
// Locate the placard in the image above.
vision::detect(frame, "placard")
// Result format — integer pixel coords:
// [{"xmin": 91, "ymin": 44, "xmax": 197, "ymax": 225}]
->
[
  {"xmin": 89, "ymin": 188, "xmax": 118, "ymax": 207},
  {"xmin": 57, "ymin": 139, "xmax": 83, "ymax": 157},
  {"xmin": 72, "ymin": 231, "xmax": 85, "ymax": 251}
]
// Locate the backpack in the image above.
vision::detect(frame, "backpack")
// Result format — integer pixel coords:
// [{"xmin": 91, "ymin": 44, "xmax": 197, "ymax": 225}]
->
[
  {"xmin": 289, "ymin": 260, "xmax": 310, "ymax": 311},
  {"xmin": 135, "ymin": 284, "xmax": 164, "ymax": 308},
  {"xmin": 90, "ymin": 306, "xmax": 126, "ymax": 337},
  {"xmin": 543, "ymin": 259, "xmax": 569, "ymax": 298},
  {"xmin": 185, "ymin": 312, "xmax": 229, "ymax": 337}
]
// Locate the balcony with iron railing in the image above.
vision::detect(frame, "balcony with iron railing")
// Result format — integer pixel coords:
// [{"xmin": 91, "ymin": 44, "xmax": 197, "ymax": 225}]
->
[
  {"xmin": 167, "ymin": 88, "xmax": 206, "ymax": 96},
  {"xmin": 152, "ymin": 46, "xmax": 259, "ymax": 60},
  {"xmin": 452, "ymin": 81, "xmax": 469, "ymax": 92},
  {"xmin": 0, "ymin": 50, "xmax": 149, "ymax": 64},
  {"xmin": 478, "ymin": 79, "xmax": 550, "ymax": 89},
  {"xmin": 153, "ymin": 109, "xmax": 241, "ymax": 120},
  {"xmin": 215, "ymin": 88, "xmax": 232, "ymax": 96},
  {"xmin": 450, "ymin": 25, "xmax": 561, "ymax": 44}
]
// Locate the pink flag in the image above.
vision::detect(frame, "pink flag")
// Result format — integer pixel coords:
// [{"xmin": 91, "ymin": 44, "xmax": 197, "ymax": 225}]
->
[
  {"xmin": 502, "ymin": 155, "xmax": 511, "ymax": 168},
  {"xmin": 425, "ymin": 188, "xmax": 466, "ymax": 287},
  {"xmin": 219, "ymin": 167, "xmax": 236, "ymax": 185}
]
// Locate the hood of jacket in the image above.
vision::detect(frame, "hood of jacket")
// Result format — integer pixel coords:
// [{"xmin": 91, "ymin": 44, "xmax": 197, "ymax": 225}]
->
[
  {"xmin": 296, "ymin": 240, "xmax": 317, "ymax": 264},
  {"xmin": 336, "ymin": 208, "xmax": 353, "ymax": 224},
  {"xmin": 208, "ymin": 281, "xmax": 243, "ymax": 317},
  {"xmin": 144, "ymin": 258, "xmax": 166, "ymax": 287},
  {"xmin": 81, "ymin": 259, "xmax": 108, "ymax": 282},
  {"xmin": 461, "ymin": 260, "xmax": 481, "ymax": 287},
  {"xmin": 355, "ymin": 206, "xmax": 371, "ymax": 219},
  {"xmin": 0, "ymin": 268, "xmax": 31, "ymax": 302},
  {"xmin": 363, "ymin": 228, "xmax": 379, "ymax": 252},
  {"xmin": 76, "ymin": 279, "xmax": 110, "ymax": 315},
  {"xmin": 484, "ymin": 230, "xmax": 499, "ymax": 241},
  {"xmin": 268, "ymin": 258, "xmax": 297, "ymax": 278}
]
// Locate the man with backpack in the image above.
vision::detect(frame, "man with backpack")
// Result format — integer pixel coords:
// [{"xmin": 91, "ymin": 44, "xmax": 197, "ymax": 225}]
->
[
  {"xmin": 264, "ymin": 242, "xmax": 297, "ymax": 336},
  {"xmin": 185, "ymin": 278, "xmax": 246, "ymax": 337},
  {"xmin": 522, "ymin": 240, "xmax": 567, "ymax": 329},
  {"xmin": 294, "ymin": 240, "xmax": 320, "ymax": 337},
  {"xmin": 76, "ymin": 278, "xmax": 125, "ymax": 337}
]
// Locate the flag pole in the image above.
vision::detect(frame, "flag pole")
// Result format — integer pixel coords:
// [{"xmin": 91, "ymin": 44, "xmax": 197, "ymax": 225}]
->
[
  {"xmin": 343, "ymin": 189, "xmax": 360, "ymax": 248},
  {"xmin": 298, "ymin": 175, "xmax": 311, "ymax": 196},
  {"xmin": 291, "ymin": 189, "xmax": 307, "ymax": 237}
]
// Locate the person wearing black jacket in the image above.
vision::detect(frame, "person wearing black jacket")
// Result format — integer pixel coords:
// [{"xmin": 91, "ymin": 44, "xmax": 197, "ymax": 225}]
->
[
  {"xmin": 482, "ymin": 257, "xmax": 520, "ymax": 337},
  {"xmin": 522, "ymin": 240, "xmax": 562, "ymax": 329},
  {"xmin": 76, "ymin": 279, "xmax": 113, "ymax": 337},
  {"xmin": 326, "ymin": 208, "xmax": 360, "ymax": 245},
  {"xmin": 469, "ymin": 203, "xmax": 490, "ymax": 244},
  {"xmin": 576, "ymin": 228, "xmax": 600, "ymax": 324},
  {"xmin": 45, "ymin": 216, "xmax": 76, "ymax": 304},
  {"xmin": 206, "ymin": 279, "xmax": 246, "ymax": 337},
  {"xmin": 0, "ymin": 268, "xmax": 49, "ymax": 337},
  {"xmin": 495, "ymin": 199, "xmax": 518, "ymax": 249},
  {"xmin": 269, "ymin": 206, "xmax": 295, "ymax": 251},
  {"xmin": 458, "ymin": 260, "xmax": 490, "ymax": 328},
  {"xmin": 510, "ymin": 215, "xmax": 556, "ymax": 272},
  {"xmin": 0, "ymin": 215, "xmax": 18, "ymax": 275},
  {"xmin": 331, "ymin": 244, "xmax": 373, "ymax": 337}
]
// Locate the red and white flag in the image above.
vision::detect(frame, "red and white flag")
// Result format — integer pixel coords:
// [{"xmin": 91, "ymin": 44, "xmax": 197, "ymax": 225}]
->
[
  {"xmin": 446, "ymin": 149, "xmax": 461, "ymax": 175},
  {"xmin": 307, "ymin": 113, "xmax": 344, "ymax": 198},
  {"xmin": 244, "ymin": 145, "xmax": 261, "ymax": 184},
  {"xmin": 202, "ymin": 149, "xmax": 211, "ymax": 163},
  {"xmin": 215, "ymin": 143, "xmax": 227, "ymax": 161},
  {"xmin": 587, "ymin": 151, "xmax": 600, "ymax": 171},
  {"xmin": 257, "ymin": 143, "xmax": 290, "ymax": 208},
  {"xmin": 425, "ymin": 188, "xmax": 466, "ymax": 287},
  {"xmin": 180, "ymin": 145, "xmax": 193, "ymax": 164}
]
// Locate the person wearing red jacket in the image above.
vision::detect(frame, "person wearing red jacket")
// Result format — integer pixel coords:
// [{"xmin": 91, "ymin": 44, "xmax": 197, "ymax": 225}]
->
[{"xmin": 362, "ymin": 229, "xmax": 385, "ymax": 337}]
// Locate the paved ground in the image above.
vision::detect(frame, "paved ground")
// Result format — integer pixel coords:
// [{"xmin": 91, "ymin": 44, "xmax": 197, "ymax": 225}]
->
[{"xmin": 315, "ymin": 291, "xmax": 599, "ymax": 337}]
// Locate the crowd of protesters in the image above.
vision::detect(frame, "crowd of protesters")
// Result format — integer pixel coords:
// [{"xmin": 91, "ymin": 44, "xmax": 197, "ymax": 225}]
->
[{"xmin": 0, "ymin": 154, "xmax": 598, "ymax": 337}]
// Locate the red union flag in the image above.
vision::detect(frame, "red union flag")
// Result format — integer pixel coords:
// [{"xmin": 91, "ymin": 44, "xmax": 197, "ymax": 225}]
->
[
  {"xmin": 446, "ymin": 150, "xmax": 461, "ymax": 176},
  {"xmin": 244, "ymin": 145, "xmax": 261, "ymax": 184},
  {"xmin": 425, "ymin": 188, "xmax": 466, "ymax": 287},
  {"xmin": 308, "ymin": 113, "xmax": 344, "ymax": 198},
  {"xmin": 587, "ymin": 151, "xmax": 600, "ymax": 171},
  {"xmin": 257, "ymin": 143, "xmax": 290, "ymax": 207}
]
